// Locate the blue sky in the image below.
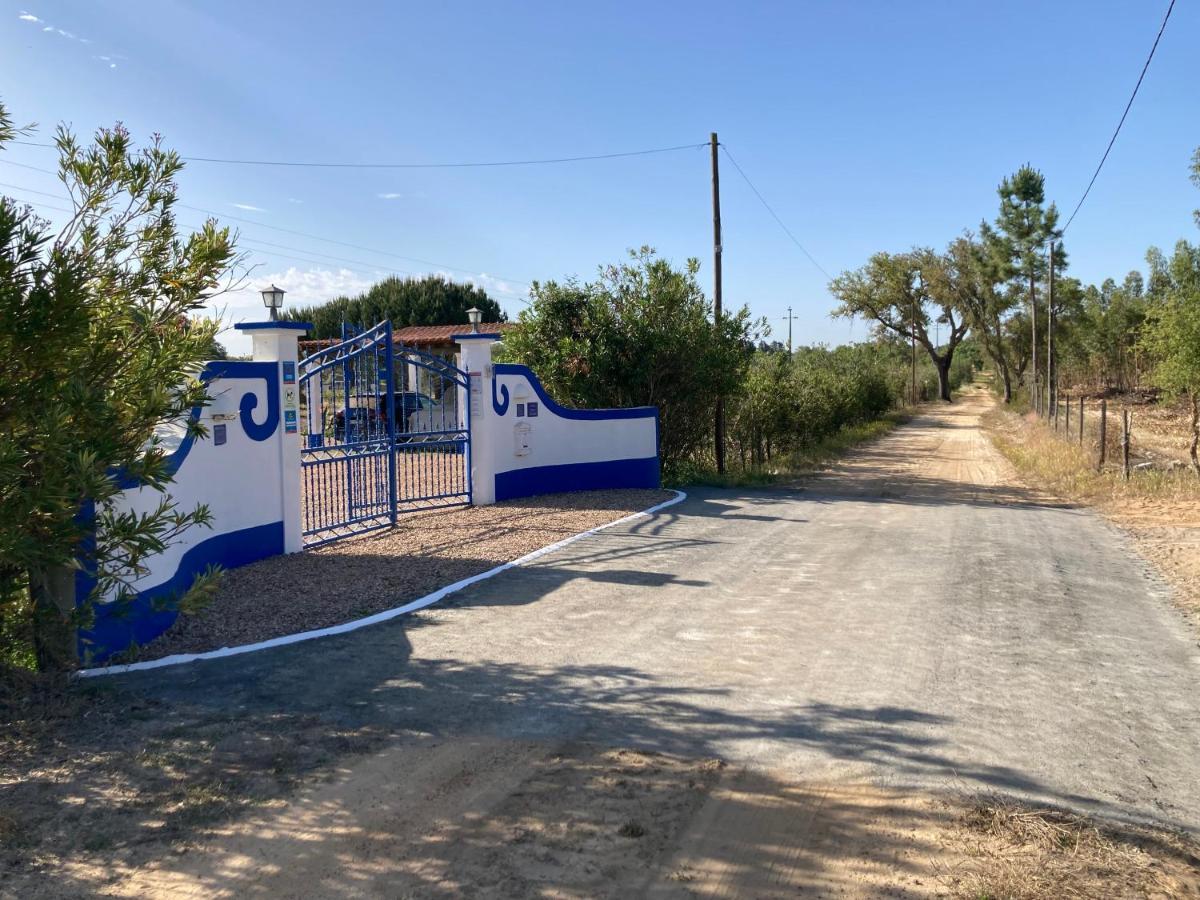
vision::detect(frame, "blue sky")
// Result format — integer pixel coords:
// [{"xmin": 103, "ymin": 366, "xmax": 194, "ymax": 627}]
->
[{"xmin": 2, "ymin": 1, "xmax": 1197, "ymax": 355}]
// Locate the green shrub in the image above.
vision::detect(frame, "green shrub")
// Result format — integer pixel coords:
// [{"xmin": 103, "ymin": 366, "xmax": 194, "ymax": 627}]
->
[{"xmin": 503, "ymin": 247, "xmax": 759, "ymax": 474}]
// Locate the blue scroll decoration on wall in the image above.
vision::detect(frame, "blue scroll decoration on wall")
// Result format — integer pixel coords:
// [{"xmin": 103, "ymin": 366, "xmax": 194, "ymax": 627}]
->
[
  {"xmin": 111, "ymin": 361, "xmax": 281, "ymax": 491},
  {"xmin": 216, "ymin": 360, "xmax": 280, "ymax": 442},
  {"xmin": 491, "ymin": 375, "xmax": 510, "ymax": 416}
]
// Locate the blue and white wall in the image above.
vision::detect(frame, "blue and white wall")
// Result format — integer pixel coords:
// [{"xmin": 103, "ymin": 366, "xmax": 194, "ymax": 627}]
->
[
  {"xmin": 456, "ymin": 336, "xmax": 660, "ymax": 504},
  {"xmin": 78, "ymin": 324, "xmax": 307, "ymax": 663}
]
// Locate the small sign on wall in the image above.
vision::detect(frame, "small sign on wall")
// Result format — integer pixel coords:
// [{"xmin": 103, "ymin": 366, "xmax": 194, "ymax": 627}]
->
[
  {"xmin": 469, "ymin": 372, "xmax": 482, "ymax": 417},
  {"xmin": 527, "ymin": 402, "xmax": 538, "ymax": 418},
  {"xmin": 213, "ymin": 423, "xmax": 227, "ymax": 446},
  {"xmin": 282, "ymin": 359, "xmax": 300, "ymax": 434}
]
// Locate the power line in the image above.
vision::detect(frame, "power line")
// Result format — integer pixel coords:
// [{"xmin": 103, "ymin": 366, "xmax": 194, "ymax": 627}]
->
[
  {"xmin": 0, "ymin": 159, "xmax": 534, "ymax": 287},
  {"xmin": 12, "ymin": 138, "xmax": 708, "ymax": 170},
  {"xmin": 1, "ymin": 183, "xmax": 532, "ymax": 303},
  {"xmin": 1061, "ymin": 0, "xmax": 1175, "ymax": 234},
  {"xmin": 178, "ymin": 201, "xmax": 533, "ymax": 287},
  {"xmin": 0, "ymin": 180, "xmax": 66, "ymax": 202},
  {"xmin": 0, "ymin": 158, "xmax": 58, "ymax": 176},
  {"xmin": 719, "ymin": 145, "xmax": 832, "ymax": 280}
]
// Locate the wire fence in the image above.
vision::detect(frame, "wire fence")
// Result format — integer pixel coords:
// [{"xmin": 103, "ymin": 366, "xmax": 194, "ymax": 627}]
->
[{"xmin": 1037, "ymin": 391, "xmax": 1196, "ymax": 479}]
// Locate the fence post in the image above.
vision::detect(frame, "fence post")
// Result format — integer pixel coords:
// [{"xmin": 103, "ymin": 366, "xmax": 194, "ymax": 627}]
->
[
  {"xmin": 1122, "ymin": 409, "xmax": 1131, "ymax": 481},
  {"xmin": 454, "ymin": 333, "xmax": 501, "ymax": 505},
  {"xmin": 1065, "ymin": 394, "xmax": 1070, "ymax": 434},
  {"xmin": 237, "ymin": 321, "xmax": 311, "ymax": 553},
  {"xmin": 1054, "ymin": 395, "xmax": 1060, "ymax": 431},
  {"xmin": 1098, "ymin": 399, "xmax": 1107, "ymax": 471},
  {"xmin": 383, "ymin": 322, "xmax": 398, "ymax": 526},
  {"xmin": 1078, "ymin": 396, "xmax": 1084, "ymax": 445}
]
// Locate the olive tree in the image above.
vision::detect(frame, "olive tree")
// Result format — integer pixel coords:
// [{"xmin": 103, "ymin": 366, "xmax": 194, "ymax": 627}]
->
[{"xmin": 0, "ymin": 102, "xmax": 236, "ymax": 671}]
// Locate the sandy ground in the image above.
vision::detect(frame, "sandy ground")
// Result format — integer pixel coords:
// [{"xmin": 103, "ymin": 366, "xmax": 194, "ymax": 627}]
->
[
  {"xmin": 5, "ymin": 390, "xmax": 1200, "ymax": 898},
  {"xmin": 71, "ymin": 743, "xmax": 978, "ymax": 899},
  {"xmin": 1110, "ymin": 500, "xmax": 1200, "ymax": 628}
]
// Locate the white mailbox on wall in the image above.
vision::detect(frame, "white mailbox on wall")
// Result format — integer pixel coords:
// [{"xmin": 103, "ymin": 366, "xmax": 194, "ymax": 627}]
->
[{"xmin": 514, "ymin": 421, "xmax": 531, "ymax": 457}]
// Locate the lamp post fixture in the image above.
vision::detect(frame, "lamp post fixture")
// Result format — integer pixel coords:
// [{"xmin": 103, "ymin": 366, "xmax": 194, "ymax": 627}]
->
[
  {"xmin": 466, "ymin": 307, "xmax": 482, "ymax": 333},
  {"xmin": 261, "ymin": 284, "xmax": 286, "ymax": 321}
]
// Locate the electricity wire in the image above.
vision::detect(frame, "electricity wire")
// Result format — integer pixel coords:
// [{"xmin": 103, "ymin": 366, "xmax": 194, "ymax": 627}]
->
[
  {"xmin": 11, "ymin": 139, "xmax": 708, "ymax": 170},
  {"xmin": 0, "ymin": 159, "xmax": 533, "ymax": 287},
  {"xmin": 719, "ymin": 145, "xmax": 832, "ymax": 280},
  {"xmin": 1060, "ymin": 0, "xmax": 1175, "ymax": 234},
  {"xmin": 1, "ymin": 183, "xmax": 532, "ymax": 303}
]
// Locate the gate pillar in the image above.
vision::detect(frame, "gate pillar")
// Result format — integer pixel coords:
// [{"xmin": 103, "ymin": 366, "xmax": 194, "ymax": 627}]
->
[
  {"xmin": 454, "ymin": 333, "xmax": 503, "ymax": 505},
  {"xmin": 236, "ymin": 321, "xmax": 312, "ymax": 552}
]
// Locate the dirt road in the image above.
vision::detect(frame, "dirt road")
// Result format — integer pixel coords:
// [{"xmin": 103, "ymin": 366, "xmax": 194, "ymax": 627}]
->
[{"xmin": 31, "ymin": 390, "xmax": 1200, "ymax": 897}]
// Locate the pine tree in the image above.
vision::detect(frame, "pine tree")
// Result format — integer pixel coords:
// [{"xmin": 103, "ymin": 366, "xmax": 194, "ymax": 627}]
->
[{"xmin": 979, "ymin": 165, "xmax": 1065, "ymax": 404}]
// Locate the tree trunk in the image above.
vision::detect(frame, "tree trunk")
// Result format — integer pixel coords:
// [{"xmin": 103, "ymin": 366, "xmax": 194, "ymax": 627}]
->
[
  {"xmin": 29, "ymin": 564, "xmax": 78, "ymax": 672},
  {"xmin": 1000, "ymin": 364, "xmax": 1013, "ymax": 404},
  {"xmin": 1190, "ymin": 392, "xmax": 1199, "ymax": 477},
  {"xmin": 935, "ymin": 356, "xmax": 952, "ymax": 402}
]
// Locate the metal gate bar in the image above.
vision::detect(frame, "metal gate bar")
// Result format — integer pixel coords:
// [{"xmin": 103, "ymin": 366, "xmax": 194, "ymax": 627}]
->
[{"xmin": 297, "ymin": 322, "xmax": 471, "ymax": 547}]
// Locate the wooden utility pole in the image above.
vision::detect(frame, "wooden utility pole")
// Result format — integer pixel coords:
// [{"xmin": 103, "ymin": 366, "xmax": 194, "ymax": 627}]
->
[
  {"xmin": 1099, "ymin": 399, "xmax": 1108, "ymax": 470},
  {"xmin": 1122, "ymin": 409, "xmax": 1132, "ymax": 480},
  {"xmin": 1030, "ymin": 267, "xmax": 1038, "ymax": 416},
  {"xmin": 911, "ymin": 274, "xmax": 920, "ymax": 404},
  {"xmin": 711, "ymin": 132, "xmax": 725, "ymax": 474},
  {"xmin": 1047, "ymin": 242, "xmax": 1055, "ymax": 419}
]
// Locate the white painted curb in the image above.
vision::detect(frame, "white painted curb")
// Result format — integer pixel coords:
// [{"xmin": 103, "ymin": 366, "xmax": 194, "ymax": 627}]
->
[{"xmin": 76, "ymin": 489, "xmax": 688, "ymax": 679}]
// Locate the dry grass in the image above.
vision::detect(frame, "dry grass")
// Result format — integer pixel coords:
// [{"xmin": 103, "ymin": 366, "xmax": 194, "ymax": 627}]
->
[
  {"xmin": 945, "ymin": 796, "xmax": 1200, "ymax": 899},
  {"xmin": 983, "ymin": 405, "xmax": 1200, "ymax": 626},
  {"xmin": 984, "ymin": 407, "xmax": 1200, "ymax": 507}
]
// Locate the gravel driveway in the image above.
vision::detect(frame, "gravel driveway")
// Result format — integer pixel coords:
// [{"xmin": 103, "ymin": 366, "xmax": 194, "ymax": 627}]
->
[
  {"xmin": 144, "ymin": 488, "xmax": 673, "ymax": 660},
  {"xmin": 8, "ymin": 392, "xmax": 1200, "ymax": 897}
]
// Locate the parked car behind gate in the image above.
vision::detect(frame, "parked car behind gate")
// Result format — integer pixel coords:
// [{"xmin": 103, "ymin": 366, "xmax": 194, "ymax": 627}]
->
[{"xmin": 333, "ymin": 391, "xmax": 450, "ymax": 442}]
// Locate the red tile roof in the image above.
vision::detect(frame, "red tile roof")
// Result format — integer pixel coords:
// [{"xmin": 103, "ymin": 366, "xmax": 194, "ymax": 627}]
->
[
  {"xmin": 393, "ymin": 322, "xmax": 514, "ymax": 346},
  {"xmin": 299, "ymin": 322, "xmax": 513, "ymax": 353}
]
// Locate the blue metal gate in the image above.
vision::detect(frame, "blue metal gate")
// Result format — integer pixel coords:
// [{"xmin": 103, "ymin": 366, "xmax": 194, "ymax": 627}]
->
[{"xmin": 298, "ymin": 321, "xmax": 472, "ymax": 547}]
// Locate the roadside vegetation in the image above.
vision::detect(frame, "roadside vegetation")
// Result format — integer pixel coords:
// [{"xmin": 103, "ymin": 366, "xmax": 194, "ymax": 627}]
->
[
  {"xmin": 0, "ymin": 102, "xmax": 236, "ymax": 675},
  {"xmin": 503, "ymin": 247, "xmax": 978, "ymax": 485},
  {"xmin": 282, "ymin": 274, "xmax": 506, "ymax": 339},
  {"xmin": 829, "ymin": 149, "xmax": 1200, "ymax": 481}
]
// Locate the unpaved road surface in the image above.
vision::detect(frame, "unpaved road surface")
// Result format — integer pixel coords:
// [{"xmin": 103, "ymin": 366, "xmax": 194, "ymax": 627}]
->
[{"xmin": 36, "ymin": 391, "xmax": 1200, "ymax": 897}]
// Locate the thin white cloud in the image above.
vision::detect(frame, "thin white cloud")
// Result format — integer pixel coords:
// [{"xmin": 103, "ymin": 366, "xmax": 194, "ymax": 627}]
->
[
  {"xmin": 217, "ymin": 267, "xmax": 376, "ymax": 353},
  {"xmin": 23, "ymin": 11, "xmax": 103, "ymax": 54},
  {"xmin": 377, "ymin": 192, "xmax": 403, "ymax": 200},
  {"xmin": 287, "ymin": 198, "xmax": 303, "ymax": 205},
  {"xmin": 232, "ymin": 202, "xmax": 265, "ymax": 212},
  {"xmin": 478, "ymin": 274, "xmax": 522, "ymax": 296}
]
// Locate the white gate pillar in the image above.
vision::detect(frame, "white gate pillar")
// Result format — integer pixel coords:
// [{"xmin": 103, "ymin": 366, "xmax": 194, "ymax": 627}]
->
[
  {"xmin": 454, "ymin": 333, "xmax": 502, "ymax": 505},
  {"xmin": 235, "ymin": 321, "xmax": 312, "ymax": 552}
]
